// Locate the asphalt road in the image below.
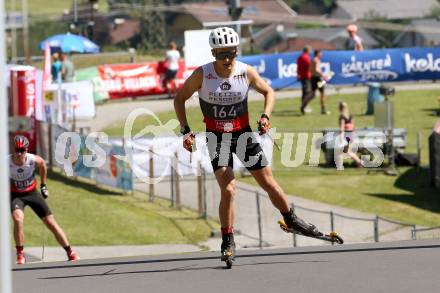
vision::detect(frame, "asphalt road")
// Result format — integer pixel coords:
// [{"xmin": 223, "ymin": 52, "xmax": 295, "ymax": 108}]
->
[{"xmin": 13, "ymin": 240, "xmax": 440, "ymax": 293}]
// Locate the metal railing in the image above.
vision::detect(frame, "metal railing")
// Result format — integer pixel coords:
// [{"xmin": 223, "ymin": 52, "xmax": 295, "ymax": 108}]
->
[
  {"xmin": 135, "ymin": 163, "xmax": 431, "ymax": 249},
  {"xmin": 38, "ymin": 124, "xmax": 438, "ymax": 250}
]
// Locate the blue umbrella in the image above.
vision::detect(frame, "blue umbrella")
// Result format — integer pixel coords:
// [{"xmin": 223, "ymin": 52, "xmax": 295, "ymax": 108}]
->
[{"xmin": 39, "ymin": 33, "xmax": 100, "ymax": 53}]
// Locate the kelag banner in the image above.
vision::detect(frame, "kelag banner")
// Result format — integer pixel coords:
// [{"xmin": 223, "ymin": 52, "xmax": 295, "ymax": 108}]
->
[{"xmin": 238, "ymin": 47, "xmax": 440, "ymax": 89}]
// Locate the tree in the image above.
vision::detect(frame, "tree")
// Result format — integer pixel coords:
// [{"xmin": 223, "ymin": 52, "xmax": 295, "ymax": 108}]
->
[
  {"xmin": 284, "ymin": 0, "xmax": 336, "ymax": 14},
  {"xmin": 363, "ymin": 10, "xmax": 403, "ymax": 48},
  {"xmin": 110, "ymin": 0, "xmax": 167, "ymax": 51}
]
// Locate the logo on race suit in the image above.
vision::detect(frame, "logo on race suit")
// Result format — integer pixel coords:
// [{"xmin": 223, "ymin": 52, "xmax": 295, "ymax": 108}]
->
[
  {"xmin": 205, "ymin": 73, "xmax": 217, "ymax": 80},
  {"xmin": 220, "ymin": 81, "xmax": 232, "ymax": 91},
  {"xmin": 215, "ymin": 120, "xmax": 234, "ymax": 132},
  {"xmin": 405, "ymin": 53, "xmax": 440, "ymax": 73},
  {"xmin": 341, "ymin": 54, "xmax": 398, "ymax": 81},
  {"xmin": 233, "ymin": 73, "xmax": 246, "ymax": 81}
]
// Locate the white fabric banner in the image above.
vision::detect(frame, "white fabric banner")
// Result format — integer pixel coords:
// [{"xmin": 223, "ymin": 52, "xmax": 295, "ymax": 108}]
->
[
  {"xmin": 110, "ymin": 133, "xmax": 274, "ymax": 181},
  {"xmin": 45, "ymin": 81, "xmax": 96, "ymax": 120}
]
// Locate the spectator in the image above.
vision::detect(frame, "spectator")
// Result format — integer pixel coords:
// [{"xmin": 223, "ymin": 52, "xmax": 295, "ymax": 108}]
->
[
  {"xmin": 61, "ymin": 53, "xmax": 75, "ymax": 82},
  {"xmin": 336, "ymin": 101, "xmax": 363, "ymax": 170},
  {"xmin": 51, "ymin": 52, "xmax": 62, "ymax": 83},
  {"xmin": 347, "ymin": 24, "xmax": 364, "ymax": 51},
  {"xmin": 310, "ymin": 49, "xmax": 330, "ymax": 115},
  {"xmin": 162, "ymin": 41, "xmax": 181, "ymax": 99},
  {"xmin": 297, "ymin": 46, "xmax": 313, "ymax": 114}
]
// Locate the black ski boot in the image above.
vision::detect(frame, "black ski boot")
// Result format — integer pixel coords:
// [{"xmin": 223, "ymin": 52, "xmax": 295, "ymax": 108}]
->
[
  {"xmin": 281, "ymin": 209, "xmax": 321, "ymax": 237},
  {"xmin": 220, "ymin": 233, "xmax": 236, "ymax": 262}
]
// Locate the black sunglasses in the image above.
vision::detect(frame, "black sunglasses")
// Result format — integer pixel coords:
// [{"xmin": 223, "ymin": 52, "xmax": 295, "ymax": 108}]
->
[
  {"xmin": 215, "ymin": 51, "xmax": 237, "ymax": 60},
  {"xmin": 15, "ymin": 147, "xmax": 27, "ymax": 154}
]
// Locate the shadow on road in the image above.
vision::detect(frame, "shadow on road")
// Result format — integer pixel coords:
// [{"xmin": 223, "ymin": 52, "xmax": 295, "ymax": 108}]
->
[
  {"xmin": 39, "ymin": 260, "xmax": 327, "ymax": 280},
  {"xmin": 14, "ymin": 242, "xmax": 440, "ymax": 273}
]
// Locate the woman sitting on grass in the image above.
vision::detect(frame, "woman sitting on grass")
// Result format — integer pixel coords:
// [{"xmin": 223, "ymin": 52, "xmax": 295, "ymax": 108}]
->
[{"xmin": 336, "ymin": 101, "xmax": 363, "ymax": 170}]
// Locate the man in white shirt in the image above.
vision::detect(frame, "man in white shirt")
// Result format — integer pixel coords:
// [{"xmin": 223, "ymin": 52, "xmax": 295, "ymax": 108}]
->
[
  {"xmin": 163, "ymin": 41, "xmax": 181, "ymax": 99},
  {"xmin": 347, "ymin": 24, "xmax": 364, "ymax": 51}
]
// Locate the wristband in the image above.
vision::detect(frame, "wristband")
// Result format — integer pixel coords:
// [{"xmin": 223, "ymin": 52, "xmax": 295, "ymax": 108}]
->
[
  {"xmin": 180, "ymin": 125, "xmax": 191, "ymax": 135},
  {"xmin": 260, "ymin": 113, "xmax": 270, "ymax": 120}
]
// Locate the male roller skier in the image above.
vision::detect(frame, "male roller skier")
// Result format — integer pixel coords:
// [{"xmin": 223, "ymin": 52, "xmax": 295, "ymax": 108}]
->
[{"xmin": 174, "ymin": 27, "xmax": 320, "ymax": 261}]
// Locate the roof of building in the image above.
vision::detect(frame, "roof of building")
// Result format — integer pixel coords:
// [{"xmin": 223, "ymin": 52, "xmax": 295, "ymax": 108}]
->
[
  {"xmin": 394, "ymin": 18, "xmax": 440, "ymax": 45},
  {"xmin": 332, "ymin": 0, "xmax": 439, "ymax": 20},
  {"xmin": 109, "ymin": 19, "xmax": 140, "ymax": 44},
  {"xmin": 267, "ymin": 37, "xmax": 336, "ymax": 53},
  {"xmin": 180, "ymin": 0, "xmax": 297, "ymax": 26},
  {"xmin": 280, "ymin": 26, "xmax": 379, "ymax": 48}
]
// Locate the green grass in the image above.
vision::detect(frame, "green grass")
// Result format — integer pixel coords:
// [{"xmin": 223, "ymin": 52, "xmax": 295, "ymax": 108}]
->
[
  {"xmin": 103, "ymin": 88, "xmax": 440, "ymax": 226},
  {"xmin": 30, "ymin": 53, "xmax": 163, "ymax": 71},
  {"xmin": 6, "ymin": 1, "xmax": 108, "ymax": 16},
  {"xmin": 19, "ymin": 171, "xmax": 218, "ymax": 246}
]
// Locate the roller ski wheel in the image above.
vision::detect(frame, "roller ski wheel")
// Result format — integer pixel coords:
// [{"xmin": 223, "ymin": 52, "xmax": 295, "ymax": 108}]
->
[
  {"xmin": 221, "ymin": 250, "xmax": 234, "ymax": 269},
  {"xmin": 278, "ymin": 220, "xmax": 344, "ymax": 244},
  {"xmin": 225, "ymin": 259, "xmax": 233, "ymax": 269}
]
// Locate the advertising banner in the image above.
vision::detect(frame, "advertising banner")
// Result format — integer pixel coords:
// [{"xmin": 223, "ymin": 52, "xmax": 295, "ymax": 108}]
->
[
  {"xmin": 10, "ymin": 66, "xmax": 37, "ymax": 117},
  {"xmin": 73, "ymin": 135, "xmax": 93, "ymax": 179},
  {"xmin": 62, "ymin": 81, "xmax": 96, "ymax": 119},
  {"xmin": 97, "ymin": 61, "xmax": 186, "ymax": 99},
  {"xmin": 95, "ymin": 144, "xmax": 133, "ymax": 191},
  {"xmin": 45, "ymin": 81, "xmax": 96, "ymax": 122},
  {"xmin": 238, "ymin": 47, "xmax": 440, "ymax": 89},
  {"xmin": 51, "ymin": 124, "xmax": 70, "ymax": 170},
  {"xmin": 9, "ymin": 66, "xmax": 38, "ymax": 152},
  {"xmin": 75, "ymin": 66, "xmax": 109, "ymax": 103}
]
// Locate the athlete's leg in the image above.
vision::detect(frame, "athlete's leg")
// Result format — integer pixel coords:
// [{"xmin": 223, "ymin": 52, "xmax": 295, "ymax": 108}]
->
[
  {"xmin": 250, "ymin": 167, "xmax": 319, "ymax": 236},
  {"xmin": 249, "ymin": 166, "xmax": 289, "ymax": 213},
  {"xmin": 42, "ymin": 215, "xmax": 79, "ymax": 261},
  {"xmin": 320, "ymin": 89, "xmax": 329, "ymax": 114},
  {"xmin": 347, "ymin": 144, "xmax": 362, "ymax": 166},
  {"xmin": 214, "ymin": 167, "xmax": 236, "ymax": 228},
  {"xmin": 42, "ymin": 215, "xmax": 70, "ymax": 247},
  {"xmin": 214, "ymin": 166, "xmax": 236, "ymax": 260},
  {"xmin": 172, "ymin": 77, "xmax": 177, "ymax": 97},
  {"xmin": 12, "ymin": 209, "xmax": 25, "ymax": 247},
  {"xmin": 301, "ymin": 81, "xmax": 316, "ymax": 113}
]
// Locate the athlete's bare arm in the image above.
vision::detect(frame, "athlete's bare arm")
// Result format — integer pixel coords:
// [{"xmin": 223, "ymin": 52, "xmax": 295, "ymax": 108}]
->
[
  {"xmin": 247, "ymin": 65, "xmax": 275, "ymax": 117},
  {"xmin": 355, "ymin": 38, "xmax": 364, "ymax": 51},
  {"xmin": 313, "ymin": 58, "xmax": 323, "ymax": 77},
  {"xmin": 174, "ymin": 67, "xmax": 203, "ymax": 127},
  {"xmin": 34, "ymin": 155, "xmax": 47, "ymax": 185}
]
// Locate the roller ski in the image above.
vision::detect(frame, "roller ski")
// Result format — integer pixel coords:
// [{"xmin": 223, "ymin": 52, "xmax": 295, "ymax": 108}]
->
[
  {"xmin": 279, "ymin": 209, "xmax": 343, "ymax": 244},
  {"xmin": 220, "ymin": 233, "xmax": 236, "ymax": 268}
]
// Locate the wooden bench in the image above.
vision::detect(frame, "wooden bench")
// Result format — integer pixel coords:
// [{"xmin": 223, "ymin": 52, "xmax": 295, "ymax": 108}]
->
[{"xmin": 321, "ymin": 128, "xmax": 407, "ymax": 166}]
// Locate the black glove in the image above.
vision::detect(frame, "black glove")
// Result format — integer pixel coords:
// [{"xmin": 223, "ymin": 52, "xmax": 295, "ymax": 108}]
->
[{"xmin": 40, "ymin": 184, "xmax": 49, "ymax": 199}]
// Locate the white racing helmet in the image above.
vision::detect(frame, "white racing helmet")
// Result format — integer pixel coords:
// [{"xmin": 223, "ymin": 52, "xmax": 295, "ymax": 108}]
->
[{"xmin": 209, "ymin": 27, "xmax": 240, "ymax": 49}]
